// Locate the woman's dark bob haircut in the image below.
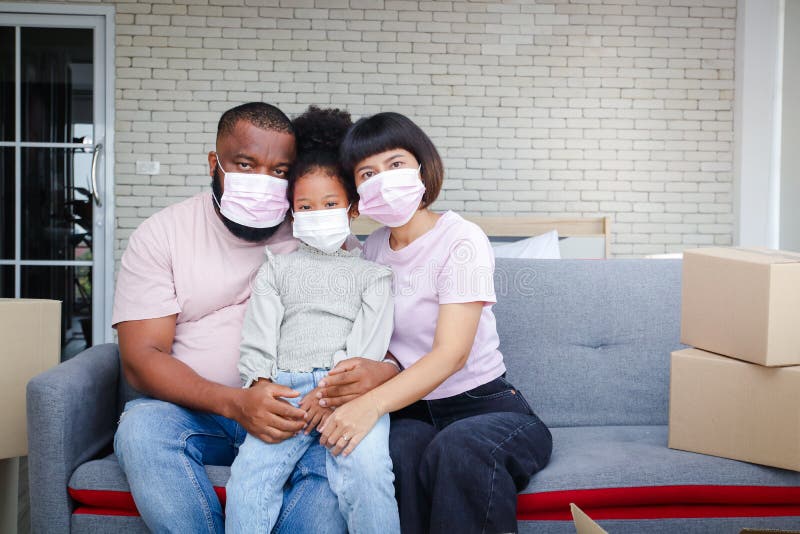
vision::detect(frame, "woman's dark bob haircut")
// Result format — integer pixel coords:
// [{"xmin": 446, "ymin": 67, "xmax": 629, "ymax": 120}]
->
[{"xmin": 340, "ymin": 112, "xmax": 444, "ymax": 209}]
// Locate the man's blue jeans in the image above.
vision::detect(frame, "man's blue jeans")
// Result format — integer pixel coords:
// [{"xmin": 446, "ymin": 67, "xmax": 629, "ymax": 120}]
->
[
  {"xmin": 114, "ymin": 397, "xmax": 347, "ymax": 534},
  {"xmin": 225, "ymin": 369, "xmax": 399, "ymax": 534}
]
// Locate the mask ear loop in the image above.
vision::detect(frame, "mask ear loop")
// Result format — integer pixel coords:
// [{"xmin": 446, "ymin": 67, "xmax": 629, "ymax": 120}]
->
[
  {"xmin": 214, "ymin": 152, "xmax": 229, "ymax": 175},
  {"xmin": 345, "ymin": 203, "xmax": 360, "ymax": 224},
  {"xmin": 417, "ymin": 165, "xmax": 425, "ymax": 206},
  {"xmin": 212, "ymin": 151, "xmax": 226, "ymax": 207}
]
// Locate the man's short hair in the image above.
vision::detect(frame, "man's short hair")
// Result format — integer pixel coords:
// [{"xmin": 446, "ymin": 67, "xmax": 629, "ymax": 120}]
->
[{"xmin": 216, "ymin": 102, "xmax": 293, "ymax": 139}]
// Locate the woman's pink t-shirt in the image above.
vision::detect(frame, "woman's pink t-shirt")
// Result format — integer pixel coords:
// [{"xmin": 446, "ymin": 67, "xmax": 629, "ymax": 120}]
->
[{"xmin": 363, "ymin": 211, "xmax": 506, "ymax": 400}]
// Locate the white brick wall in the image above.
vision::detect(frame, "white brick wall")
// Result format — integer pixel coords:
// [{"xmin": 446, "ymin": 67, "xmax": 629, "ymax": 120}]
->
[{"xmin": 63, "ymin": 0, "xmax": 737, "ymax": 257}]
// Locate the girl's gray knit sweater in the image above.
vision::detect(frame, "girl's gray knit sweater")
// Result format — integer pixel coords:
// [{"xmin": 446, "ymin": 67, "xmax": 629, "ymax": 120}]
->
[{"xmin": 238, "ymin": 242, "xmax": 394, "ymax": 387}]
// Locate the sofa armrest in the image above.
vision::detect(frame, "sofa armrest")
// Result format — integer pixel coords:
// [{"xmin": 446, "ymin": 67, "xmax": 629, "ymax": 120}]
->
[{"xmin": 27, "ymin": 343, "xmax": 120, "ymax": 534}]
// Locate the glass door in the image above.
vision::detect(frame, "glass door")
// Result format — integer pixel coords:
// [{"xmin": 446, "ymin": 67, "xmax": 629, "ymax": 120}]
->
[{"xmin": 0, "ymin": 11, "xmax": 112, "ymax": 360}]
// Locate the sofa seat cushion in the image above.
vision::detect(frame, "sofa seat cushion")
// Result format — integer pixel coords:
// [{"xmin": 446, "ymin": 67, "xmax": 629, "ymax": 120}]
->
[
  {"xmin": 69, "ymin": 425, "xmax": 800, "ymax": 520},
  {"xmin": 519, "ymin": 425, "xmax": 800, "ymax": 520},
  {"xmin": 69, "ymin": 454, "xmax": 230, "ymax": 515}
]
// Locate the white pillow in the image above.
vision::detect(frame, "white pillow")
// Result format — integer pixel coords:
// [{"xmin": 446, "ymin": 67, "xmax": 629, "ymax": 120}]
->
[{"xmin": 492, "ymin": 230, "xmax": 561, "ymax": 259}]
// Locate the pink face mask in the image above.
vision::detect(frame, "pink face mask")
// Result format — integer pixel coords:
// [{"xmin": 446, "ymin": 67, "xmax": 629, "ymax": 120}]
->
[
  {"xmin": 214, "ymin": 158, "xmax": 289, "ymax": 229},
  {"xmin": 357, "ymin": 166, "xmax": 425, "ymax": 227}
]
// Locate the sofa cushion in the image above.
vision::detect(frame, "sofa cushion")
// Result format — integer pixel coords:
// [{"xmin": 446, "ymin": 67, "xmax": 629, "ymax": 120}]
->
[
  {"xmin": 70, "ymin": 425, "xmax": 800, "ymax": 521},
  {"xmin": 493, "ymin": 259, "xmax": 683, "ymax": 428},
  {"xmin": 69, "ymin": 454, "xmax": 229, "ymax": 514},
  {"xmin": 519, "ymin": 425, "xmax": 800, "ymax": 519},
  {"xmin": 72, "ymin": 513, "xmax": 149, "ymax": 534}
]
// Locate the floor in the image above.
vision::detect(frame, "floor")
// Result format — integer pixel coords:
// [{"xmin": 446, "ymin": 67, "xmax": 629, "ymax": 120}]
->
[{"xmin": 18, "ymin": 457, "xmax": 29, "ymax": 534}]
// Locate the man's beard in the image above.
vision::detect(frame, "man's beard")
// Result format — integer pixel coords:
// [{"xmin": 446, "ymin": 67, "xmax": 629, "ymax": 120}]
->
[{"xmin": 211, "ymin": 169, "xmax": 283, "ymax": 243}]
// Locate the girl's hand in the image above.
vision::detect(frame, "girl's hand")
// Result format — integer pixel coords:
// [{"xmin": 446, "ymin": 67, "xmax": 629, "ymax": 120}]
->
[
  {"xmin": 318, "ymin": 393, "xmax": 383, "ymax": 456},
  {"xmin": 300, "ymin": 387, "xmax": 333, "ymax": 434}
]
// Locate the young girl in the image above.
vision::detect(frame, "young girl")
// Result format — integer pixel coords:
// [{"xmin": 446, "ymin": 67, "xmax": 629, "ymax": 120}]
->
[
  {"xmin": 318, "ymin": 112, "xmax": 553, "ymax": 533},
  {"xmin": 225, "ymin": 107, "xmax": 400, "ymax": 534}
]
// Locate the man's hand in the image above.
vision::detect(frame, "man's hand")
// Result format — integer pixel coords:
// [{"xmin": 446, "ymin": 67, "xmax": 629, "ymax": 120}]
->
[
  {"xmin": 316, "ymin": 358, "xmax": 399, "ymax": 408},
  {"xmin": 300, "ymin": 387, "xmax": 333, "ymax": 434},
  {"xmin": 231, "ymin": 379, "xmax": 306, "ymax": 444}
]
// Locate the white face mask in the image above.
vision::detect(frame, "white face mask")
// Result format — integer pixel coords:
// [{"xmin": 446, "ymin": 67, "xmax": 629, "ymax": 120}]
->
[{"xmin": 292, "ymin": 206, "xmax": 351, "ymax": 253}]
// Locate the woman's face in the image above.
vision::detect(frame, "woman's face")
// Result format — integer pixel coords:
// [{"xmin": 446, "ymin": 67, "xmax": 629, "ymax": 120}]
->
[{"xmin": 352, "ymin": 148, "xmax": 419, "ymax": 188}]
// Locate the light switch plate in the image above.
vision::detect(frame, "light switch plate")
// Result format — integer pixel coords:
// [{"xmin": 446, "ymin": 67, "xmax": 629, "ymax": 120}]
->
[{"xmin": 136, "ymin": 160, "xmax": 160, "ymax": 175}]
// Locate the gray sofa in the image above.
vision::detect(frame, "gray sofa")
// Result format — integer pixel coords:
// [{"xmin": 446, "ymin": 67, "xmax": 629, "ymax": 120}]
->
[{"xmin": 27, "ymin": 259, "xmax": 800, "ymax": 533}]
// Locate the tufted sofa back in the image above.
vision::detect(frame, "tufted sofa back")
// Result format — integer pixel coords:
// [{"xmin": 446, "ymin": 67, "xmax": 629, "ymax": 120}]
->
[
  {"xmin": 118, "ymin": 258, "xmax": 684, "ymax": 427},
  {"xmin": 494, "ymin": 259, "xmax": 683, "ymax": 428}
]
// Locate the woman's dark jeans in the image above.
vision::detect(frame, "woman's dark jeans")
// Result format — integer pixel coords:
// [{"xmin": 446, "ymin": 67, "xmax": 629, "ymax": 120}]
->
[{"xmin": 389, "ymin": 375, "xmax": 553, "ymax": 534}]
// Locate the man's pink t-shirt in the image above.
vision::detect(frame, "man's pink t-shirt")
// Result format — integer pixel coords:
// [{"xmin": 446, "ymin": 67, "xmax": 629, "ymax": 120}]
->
[
  {"xmin": 111, "ymin": 192, "xmax": 298, "ymax": 388},
  {"xmin": 362, "ymin": 211, "xmax": 506, "ymax": 400}
]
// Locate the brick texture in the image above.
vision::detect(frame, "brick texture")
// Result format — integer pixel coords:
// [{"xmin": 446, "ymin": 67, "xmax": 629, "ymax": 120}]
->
[{"xmin": 63, "ymin": 0, "xmax": 737, "ymax": 257}]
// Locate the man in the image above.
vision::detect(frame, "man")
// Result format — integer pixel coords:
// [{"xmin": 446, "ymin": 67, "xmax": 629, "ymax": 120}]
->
[{"xmin": 112, "ymin": 102, "xmax": 398, "ymax": 533}]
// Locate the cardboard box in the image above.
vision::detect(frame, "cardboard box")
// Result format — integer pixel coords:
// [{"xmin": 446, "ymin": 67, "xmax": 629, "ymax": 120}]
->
[
  {"xmin": 681, "ymin": 247, "xmax": 800, "ymax": 367},
  {"xmin": 0, "ymin": 299, "xmax": 61, "ymax": 459},
  {"xmin": 571, "ymin": 504, "xmax": 608, "ymax": 534},
  {"xmin": 571, "ymin": 503, "xmax": 800, "ymax": 534},
  {"xmin": 571, "ymin": 502, "xmax": 800, "ymax": 534},
  {"xmin": 669, "ymin": 348, "xmax": 800, "ymax": 472}
]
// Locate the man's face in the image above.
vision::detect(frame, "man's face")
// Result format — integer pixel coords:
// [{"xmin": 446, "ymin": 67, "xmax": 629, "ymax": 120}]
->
[{"xmin": 208, "ymin": 120, "xmax": 296, "ymax": 242}]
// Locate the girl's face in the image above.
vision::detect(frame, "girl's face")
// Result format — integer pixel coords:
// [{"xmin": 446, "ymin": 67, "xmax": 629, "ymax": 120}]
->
[
  {"xmin": 352, "ymin": 148, "xmax": 420, "ymax": 188},
  {"xmin": 292, "ymin": 169, "xmax": 352, "ymax": 214}
]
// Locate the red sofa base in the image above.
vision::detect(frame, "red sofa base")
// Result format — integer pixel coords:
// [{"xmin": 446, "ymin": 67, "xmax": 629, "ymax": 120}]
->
[{"xmin": 70, "ymin": 485, "xmax": 800, "ymax": 521}]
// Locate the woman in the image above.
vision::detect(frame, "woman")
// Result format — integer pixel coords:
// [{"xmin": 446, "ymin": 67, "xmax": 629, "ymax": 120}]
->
[{"xmin": 317, "ymin": 112, "xmax": 553, "ymax": 533}]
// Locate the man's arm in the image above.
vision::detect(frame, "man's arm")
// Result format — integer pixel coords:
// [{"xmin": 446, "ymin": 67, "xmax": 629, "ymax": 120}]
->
[
  {"xmin": 315, "ymin": 357, "xmax": 399, "ymax": 408},
  {"xmin": 117, "ymin": 316, "xmax": 306, "ymax": 443}
]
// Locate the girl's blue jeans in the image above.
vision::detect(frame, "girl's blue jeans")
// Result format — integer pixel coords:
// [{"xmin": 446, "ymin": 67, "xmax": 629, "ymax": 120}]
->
[{"xmin": 225, "ymin": 369, "xmax": 399, "ymax": 534}]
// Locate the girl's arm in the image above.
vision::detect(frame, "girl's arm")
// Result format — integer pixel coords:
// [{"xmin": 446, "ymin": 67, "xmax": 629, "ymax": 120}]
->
[
  {"xmin": 238, "ymin": 258, "xmax": 284, "ymax": 387},
  {"xmin": 342, "ymin": 268, "xmax": 394, "ymax": 363},
  {"xmin": 319, "ymin": 301, "xmax": 483, "ymax": 455},
  {"xmin": 303, "ymin": 270, "xmax": 393, "ymax": 433},
  {"xmin": 312, "ymin": 269, "xmax": 398, "ymax": 408}
]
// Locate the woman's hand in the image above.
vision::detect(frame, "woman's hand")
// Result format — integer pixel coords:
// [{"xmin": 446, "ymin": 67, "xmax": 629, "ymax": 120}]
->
[
  {"xmin": 318, "ymin": 392, "xmax": 383, "ymax": 456},
  {"xmin": 316, "ymin": 357, "xmax": 399, "ymax": 408}
]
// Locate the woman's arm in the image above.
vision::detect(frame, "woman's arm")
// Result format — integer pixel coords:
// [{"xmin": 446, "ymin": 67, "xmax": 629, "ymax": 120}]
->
[{"xmin": 319, "ymin": 301, "xmax": 483, "ymax": 455}]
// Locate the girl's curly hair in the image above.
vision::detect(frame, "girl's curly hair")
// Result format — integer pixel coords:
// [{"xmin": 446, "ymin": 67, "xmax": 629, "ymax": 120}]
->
[{"xmin": 288, "ymin": 106, "xmax": 355, "ymax": 206}]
